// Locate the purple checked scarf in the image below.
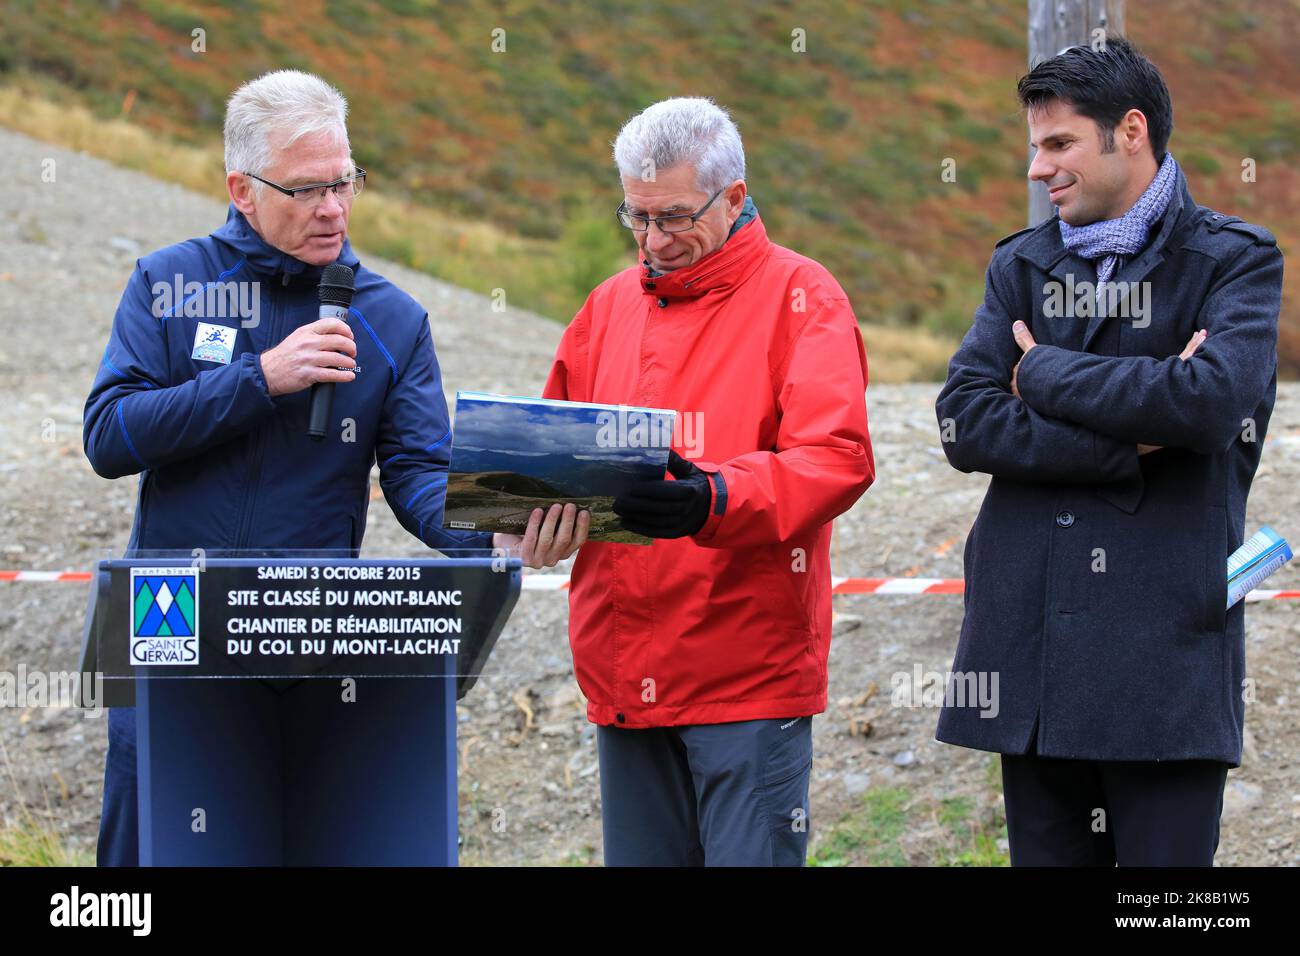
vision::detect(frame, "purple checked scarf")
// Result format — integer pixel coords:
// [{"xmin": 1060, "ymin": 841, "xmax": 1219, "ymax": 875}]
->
[{"xmin": 1059, "ymin": 151, "xmax": 1179, "ymax": 287}]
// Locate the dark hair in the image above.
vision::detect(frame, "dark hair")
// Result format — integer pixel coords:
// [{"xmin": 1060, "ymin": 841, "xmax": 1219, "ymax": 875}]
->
[{"xmin": 1017, "ymin": 35, "xmax": 1172, "ymax": 159}]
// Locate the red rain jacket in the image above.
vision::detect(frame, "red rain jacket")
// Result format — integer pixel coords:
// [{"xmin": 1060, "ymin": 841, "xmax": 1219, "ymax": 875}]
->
[{"xmin": 543, "ymin": 212, "xmax": 874, "ymax": 727}]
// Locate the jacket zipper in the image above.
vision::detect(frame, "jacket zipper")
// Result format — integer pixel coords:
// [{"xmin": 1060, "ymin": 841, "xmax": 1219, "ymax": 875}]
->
[{"xmin": 235, "ymin": 279, "xmax": 280, "ymax": 548}]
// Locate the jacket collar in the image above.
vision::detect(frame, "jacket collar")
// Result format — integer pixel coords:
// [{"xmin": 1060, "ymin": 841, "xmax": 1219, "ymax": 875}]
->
[
  {"xmin": 1014, "ymin": 166, "xmax": 1194, "ymax": 273},
  {"xmin": 211, "ymin": 204, "xmax": 361, "ymax": 286},
  {"xmin": 638, "ymin": 200, "xmax": 771, "ymax": 300},
  {"xmin": 1014, "ymin": 168, "xmax": 1196, "ymax": 351}
]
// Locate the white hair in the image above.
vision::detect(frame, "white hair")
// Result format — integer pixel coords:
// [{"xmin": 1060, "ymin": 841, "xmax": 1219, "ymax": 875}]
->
[
  {"xmin": 612, "ymin": 97, "xmax": 745, "ymax": 193},
  {"xmin": 223, "ymin": 70, "xmax": 350, "ymax": 192}
]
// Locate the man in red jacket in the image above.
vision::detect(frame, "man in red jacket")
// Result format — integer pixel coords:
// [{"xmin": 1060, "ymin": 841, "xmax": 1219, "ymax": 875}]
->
[{"xmin": 543, "ymin": 97, "xmax": 874, "ymax": 865}]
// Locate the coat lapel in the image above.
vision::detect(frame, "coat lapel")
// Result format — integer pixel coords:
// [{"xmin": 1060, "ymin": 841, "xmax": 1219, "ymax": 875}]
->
[
  {"xmin": 1014, "ymin": 173, "xmax": 1196, "ymax": 354},
  {"xmin": 1079, "ymin": 174, "xmax": 1192, "ymax": 352}
]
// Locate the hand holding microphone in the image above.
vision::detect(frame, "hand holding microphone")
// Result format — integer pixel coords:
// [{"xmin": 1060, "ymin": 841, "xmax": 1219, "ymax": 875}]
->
[
  {"xmin": 256, "ymin": 264, "xmax": 357, "ymax": 439},
  {"xmin": 257, "ymin": 318, "xmax": 356, "ymax": 396}
]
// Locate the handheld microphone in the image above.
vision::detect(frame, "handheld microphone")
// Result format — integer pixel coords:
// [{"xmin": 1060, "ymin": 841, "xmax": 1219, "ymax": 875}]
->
[{"xmin": 308, "ymin": 263, "xmax": 356, "ymax": 441}]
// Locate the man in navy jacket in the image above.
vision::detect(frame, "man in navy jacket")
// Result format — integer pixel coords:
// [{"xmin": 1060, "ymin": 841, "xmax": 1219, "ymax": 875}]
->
[
  {"xmin": 85, "ymin": 70, "xmax": 585, "ymax": 866},
  {"xmin": 935, "ymin": 39, "xmax": 1283, "ymax": 865}
]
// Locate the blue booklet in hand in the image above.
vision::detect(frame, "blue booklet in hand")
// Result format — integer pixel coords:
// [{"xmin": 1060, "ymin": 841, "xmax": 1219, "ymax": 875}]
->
[
  {"xmin": 1226, "ymin": 526, "xmax": 1292, "ymax": 608},
  {"xmin": 443, "ymin": 391, "xmax": 678, "ymax": 545}
]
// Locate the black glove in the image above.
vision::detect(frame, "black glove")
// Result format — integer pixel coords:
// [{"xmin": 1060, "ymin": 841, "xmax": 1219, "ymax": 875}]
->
[{"xmin": 613, "ymin": 450, "xmax": 711, "ymax": 539}]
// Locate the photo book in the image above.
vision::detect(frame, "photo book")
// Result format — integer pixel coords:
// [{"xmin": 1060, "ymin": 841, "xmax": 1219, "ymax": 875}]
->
[{"xmin": 443, "ymin": 391, "xmax": 678, "ymax": 546}]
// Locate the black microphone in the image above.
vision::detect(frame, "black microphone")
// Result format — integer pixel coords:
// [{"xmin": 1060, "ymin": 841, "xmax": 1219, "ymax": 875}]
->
[{"xmin": 308, "ymin": 263, "xmax": 356, "ymax": 441}]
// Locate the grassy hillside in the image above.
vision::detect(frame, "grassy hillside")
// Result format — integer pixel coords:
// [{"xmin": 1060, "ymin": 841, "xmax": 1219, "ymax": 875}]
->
[{"xmin": 1, "ymin": 0, "xmax": 1296, "ymax": 376}]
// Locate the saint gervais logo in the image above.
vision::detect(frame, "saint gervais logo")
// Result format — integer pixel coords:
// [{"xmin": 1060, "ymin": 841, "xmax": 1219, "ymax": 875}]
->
[{"xmin": 129, "ymin": 568, "xmax": 200, "ymax": 666}]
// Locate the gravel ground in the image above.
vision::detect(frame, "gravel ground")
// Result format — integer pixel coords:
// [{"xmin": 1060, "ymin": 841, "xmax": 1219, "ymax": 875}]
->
[{"xmin": 1, "ymin": 126, "xmax": 1296, "ymax": 866}]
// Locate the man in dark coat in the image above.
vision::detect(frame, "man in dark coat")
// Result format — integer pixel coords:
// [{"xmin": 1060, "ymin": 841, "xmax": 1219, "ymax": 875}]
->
[{"xmin": 934, "ymin": 38, "xmax": 1284, "ymax": 865}]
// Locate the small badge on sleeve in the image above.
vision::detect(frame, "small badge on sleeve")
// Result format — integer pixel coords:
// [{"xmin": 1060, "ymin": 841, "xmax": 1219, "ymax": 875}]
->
[{"xmin": 192, "ymin": 322, "xmax": 238, "ymax": 365}]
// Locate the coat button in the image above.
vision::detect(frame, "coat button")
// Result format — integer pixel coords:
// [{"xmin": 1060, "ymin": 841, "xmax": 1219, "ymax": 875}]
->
[
  {"xmin": 657, "ymin": 297, "xmax": 667, "ymax": 308},
  {"xmin": 615, "ymin": 713, "xmax": 626, "ymax": 724},
  {"xmin": 1055, "ymin": 510, "xmax": 1075, "ymax": 528},
  {"xmin": 645, "ymin": 281, "xmax": 656, "ymax": 290}
]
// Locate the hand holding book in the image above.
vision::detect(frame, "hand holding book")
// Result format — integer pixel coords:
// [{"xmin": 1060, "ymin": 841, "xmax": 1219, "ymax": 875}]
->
[
  {"xmin": 492, "ymin": 503, "xmax": 590, "ymax": 570},
  {"xmin": 612, "ymin": 451, "xmax": 711, "ymax": 538}
]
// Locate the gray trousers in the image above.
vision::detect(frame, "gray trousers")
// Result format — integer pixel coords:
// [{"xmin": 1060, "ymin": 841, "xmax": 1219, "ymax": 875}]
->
[{"xmin": 597, "ymin": 716, "xmax": 813, "ymax": 866}]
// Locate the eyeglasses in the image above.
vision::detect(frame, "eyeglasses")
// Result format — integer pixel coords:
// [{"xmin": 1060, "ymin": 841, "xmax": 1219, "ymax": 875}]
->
[
  {"xmin": 616, "ymin": 186, "xmax": 725, "ymax": 233},
  {"xmin": 244, "ymin": 167, "xmax": 367, "ymax": 203}
]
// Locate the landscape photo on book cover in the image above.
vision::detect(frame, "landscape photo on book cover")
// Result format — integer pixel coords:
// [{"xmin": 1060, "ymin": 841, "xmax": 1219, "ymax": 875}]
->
[{"xmin": 443, "ymin": 394, "xmax": 677, "ymax": 545}]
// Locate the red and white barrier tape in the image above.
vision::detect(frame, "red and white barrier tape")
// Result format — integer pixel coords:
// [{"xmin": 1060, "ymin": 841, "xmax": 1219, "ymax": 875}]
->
[
  {"xmin": 2, "ymin": 569, "xmax": 1296, "ymax": 601},
  {"xmin": 0, "ymin": 571, "xmax": 92, "ymax": 582}
]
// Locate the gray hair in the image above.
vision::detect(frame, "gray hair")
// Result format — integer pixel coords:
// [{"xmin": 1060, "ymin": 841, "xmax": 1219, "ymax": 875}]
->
[
  {"xmin": 224, "ymin": 70, "xmax": 350, "ymax": 192},
  {"xmin": 612, "ymin": 97, "xmax": 745, "ymax": 193}
]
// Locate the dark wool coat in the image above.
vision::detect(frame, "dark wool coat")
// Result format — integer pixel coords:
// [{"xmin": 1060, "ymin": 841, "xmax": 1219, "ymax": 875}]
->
[{"xmin": 935, "ymin": 167, "xmax": 1283, "ymax": 764}]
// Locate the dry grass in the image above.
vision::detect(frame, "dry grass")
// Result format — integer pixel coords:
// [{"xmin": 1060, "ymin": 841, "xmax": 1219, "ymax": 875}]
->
[
  {"xmin": 0, "ymin": 739, "xmax": 92, "ymax": 867},
  {"xmin": 0, "ymin": 81, "xmax": 960, "ymax": 381},
  {"xmin": 0, "ymin": 80, "xmax": 605, "ymax": 321},
  {"xmin": 0, "ymin": 85, "xmax": 226, "ymax": 200},
  {"xmin": 862, "ymin": 323, "xmax": 956, "ymax": 384}
]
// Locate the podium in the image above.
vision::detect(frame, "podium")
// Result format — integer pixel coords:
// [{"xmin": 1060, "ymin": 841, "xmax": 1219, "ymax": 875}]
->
[{"xmin": 79, "ymin": 553, "xmax": 520, "ymax": 866}]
